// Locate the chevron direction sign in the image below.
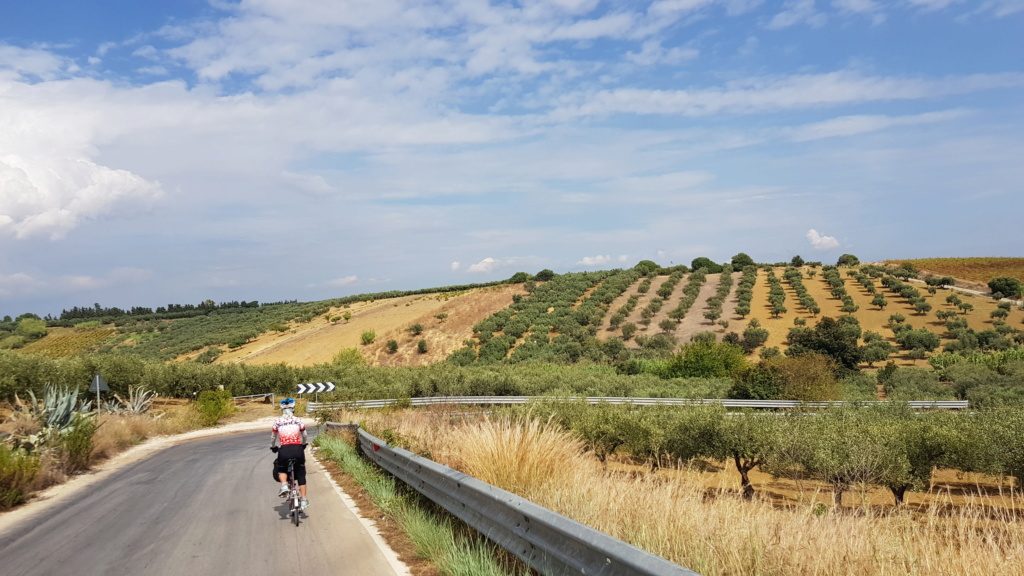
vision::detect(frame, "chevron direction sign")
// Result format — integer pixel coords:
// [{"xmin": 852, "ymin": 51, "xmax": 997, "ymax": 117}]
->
[{"xmin": 297, "ymin": 382, "xmax": 336, "ymax": 394}]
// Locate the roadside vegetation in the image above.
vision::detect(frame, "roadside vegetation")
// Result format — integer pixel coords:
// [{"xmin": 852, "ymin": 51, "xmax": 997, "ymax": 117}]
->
[
  {"xmin": 338, "ymin": 408, "xmax": 1024, "ymax": 576},
  {"xmin": 315, "ymin": 432, "xmax": 529, "ymax": 576},
  {"xmin": 0, "ymin": 383, "xmax": 250, "ymax": 510}
]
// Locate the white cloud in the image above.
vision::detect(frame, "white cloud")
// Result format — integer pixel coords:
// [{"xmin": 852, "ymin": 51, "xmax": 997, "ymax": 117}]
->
[
  {"xmin": 578, "ymin": 255, "xmax": 612, "ymax": 265},
  {"xmin": 626, "ymin": 40, "xmax": 699, "ymax": 66},
  {"xmin": 906, "ymin": 0, "xmax": 966, "ymax": 11},
  {"xmin": 0, "ymin": 44, "xmax": 67, "ymax": 79},
  {"xmin": 832, "ymin": 0, "xmax": 886, "ymax": 23},
  {"xmin": 609, "ymin": 171, "xmax": 715, "ymax": 196},
  {"xmin": 0, "ymin": 155, "xmax": 163, "ymax": 240},
  {"xmin": 279, "ymin": 171, "xmax": 336, "ymax": 197},
  {"xmin": 552, "ymin": 71, "xmax": 1024, "ymax": 118},
  {"xmin": 806, "ymin": 229, "xmax": 840, "ymax": 250},
  {"xmin": 981, "ymin": 0, "xmax": 1024, "ymax": 17},
  {"xmin": 767, "ymin": 0, "xmax": 827, "ymax": 29},
  {"xmin": 468, "ymin": 257, "xmax": 499, "ymax": 273},
  {"xmin": 788, "ymin": 110, "xmax": 969, "ymax": 141},
  {"xmin": 450, "ymin": 261, "xmax": 461, "ymax": 271},
  {"xmin": 649, "ymin": 0, "xmax": 716, "ymax": 18},
  {"xmin": 833, "ymin": 0, "xmax": 880, "ymax": 13},
  {"xmin": 327, "ymin": 275, "xmax": 358, "ymax": 287},
  {"xmin": 0, "ymin": 272, "xmax": 39, "ymax": 297}
]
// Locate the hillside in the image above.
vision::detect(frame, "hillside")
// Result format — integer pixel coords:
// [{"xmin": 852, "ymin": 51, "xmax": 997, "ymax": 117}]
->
[
  {"xmin": 209, "ymin": 285, "xmax": 526, "ymax": 367},
  {"xmin": 14, "ymin": 258, "xmax": 1023, "ymax": 370},
  {"xmin": 882, "ymin": 257, "xmax": 1024, "ymax": 292}
]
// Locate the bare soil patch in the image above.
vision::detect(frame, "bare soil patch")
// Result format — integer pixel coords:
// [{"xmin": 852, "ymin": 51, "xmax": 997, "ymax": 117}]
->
[{"xmin": 215, "ymin": 285, "xmax": 525, "ymax": 367}]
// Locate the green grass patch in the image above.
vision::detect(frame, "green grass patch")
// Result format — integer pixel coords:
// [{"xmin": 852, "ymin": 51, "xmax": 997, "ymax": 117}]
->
[{"xmin": 314, "ymin": 434, "xmax": 529, "ymax": 576}]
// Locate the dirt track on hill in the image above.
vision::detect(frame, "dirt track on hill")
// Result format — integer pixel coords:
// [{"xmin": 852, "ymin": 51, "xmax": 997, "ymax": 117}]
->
[{"xmin": 216, "ymin": 285, "xmax": 525, "ymax": 367}]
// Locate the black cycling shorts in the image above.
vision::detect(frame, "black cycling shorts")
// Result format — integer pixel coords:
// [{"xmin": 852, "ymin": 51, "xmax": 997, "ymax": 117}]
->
[{"xmin": 274, "ymin": 444, "xmax": 307, "ymax": 485}]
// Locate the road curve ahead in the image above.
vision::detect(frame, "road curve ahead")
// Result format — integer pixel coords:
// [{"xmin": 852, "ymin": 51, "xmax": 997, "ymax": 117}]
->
[{"xmin": 0, "ymin": 431, "xmax": 405, "ymax": 576}]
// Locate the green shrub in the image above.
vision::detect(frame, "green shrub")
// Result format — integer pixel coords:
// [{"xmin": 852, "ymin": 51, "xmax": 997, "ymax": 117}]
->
[
  {"xmin": 0, "ymin": 335, "xmax": 27, "ymax": 349},
  {"xmin": 0, "ymin": 445, "xmax": 40, "ymax": 510},
  {"xmin": 333, "ymin": 348, "xmax": 365, "ymax": 366},
  {"xmin": 73, "ymin": 321, "xmax": 103, "ymax": 330},
  {"xmin": 195, "ymin": 390, "xmax": 235, "ymax": 426},
  {"xmin": 361, "ymin": 331, "xmax": 376, "ymax": 345},
  {"xmin": 60, "ymin": 416, "xmax": 98, "ymax": 474},
  {"xmin": 194, "ymin": 347, "xmax": 224, "ymax": 364},
  {"xmin": 884, "ymin": 368, "xmax": 955, "ymax": 401},
  {"xmin": 386, "ymin": 340, "xmax": 399, "ymax": 354},
  {"xmin": 417, "ymin": 339, "xmax": 428, "ymax": 354}
]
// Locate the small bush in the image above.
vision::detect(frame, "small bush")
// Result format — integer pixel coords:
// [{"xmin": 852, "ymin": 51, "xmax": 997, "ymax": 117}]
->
[
  {"xmin": 386, "ymin": 340, "xmax": 399, "ymax": 354},
  {"xmin": 333, "ymin": 348, "xmax": 365, "ymax": 366},
  {"xmin": 194, "ymin": 347, "xmax": 224, "ymax": 364},
  {"xmin": 409, "ymin": 323, "xmax": 424, "ymax": 336},
  {"xmin": 73, "ymin": 321, "xmax": 103, "ymax": 330},
  {"xmin": 194, "ymin": 390, "xmax": 235, "ymax": 426},
  {"xmin": 0, "ymin": 445, "xmax": 40, "ymax": 510},
  {"xmin": 361, "ymin": 331, "xmax": 376, "ymax": 345},
  {"xmin": 60, "ymin": 416, "xmax": 98, "ymax": 474},
  {"xmin": 417, "ymin": 339, "xmax": 429, "ymax": 354}
]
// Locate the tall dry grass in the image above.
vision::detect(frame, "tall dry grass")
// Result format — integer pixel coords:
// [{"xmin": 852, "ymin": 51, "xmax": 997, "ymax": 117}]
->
[
  {"xmin": 343, "ymin": 408, "xmax": 1024, "ymax": 576},
  {"xmin": 24, "ymin": 410, "xmax": 206, "ymax": 492}
]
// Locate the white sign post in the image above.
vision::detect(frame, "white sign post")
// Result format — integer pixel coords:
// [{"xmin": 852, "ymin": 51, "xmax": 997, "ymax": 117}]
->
[{"xmin": 89, "ymin": 372, "xmax": 109, "ymax": 423}]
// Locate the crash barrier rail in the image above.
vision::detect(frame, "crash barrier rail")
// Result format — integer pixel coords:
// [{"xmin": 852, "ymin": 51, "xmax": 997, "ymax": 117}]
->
[
  {"xmin": 325, "ymin": 421, "xmax": 701, "ymax": 576},
  {"xmin": 308, "ymin": 396, "xmax": 968, "ymax": 413},
  {"xmin": 232, "ymin": 393, "xmax": 275, "ymax": 405}
]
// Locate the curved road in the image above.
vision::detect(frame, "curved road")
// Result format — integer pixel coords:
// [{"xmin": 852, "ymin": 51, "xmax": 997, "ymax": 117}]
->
[{"xmin": 0, "ymin": 431, "xmax": 406, "ymax": 576}]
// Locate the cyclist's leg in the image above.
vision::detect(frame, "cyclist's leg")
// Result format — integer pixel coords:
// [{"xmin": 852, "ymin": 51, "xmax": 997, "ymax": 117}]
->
[
  {"xmin": 293, "ymin": 450, "xmax": 308, "ymax": 498},
  {"xmin": 274, "ymin": 451, "xmax": 292, "ymax": 495}
]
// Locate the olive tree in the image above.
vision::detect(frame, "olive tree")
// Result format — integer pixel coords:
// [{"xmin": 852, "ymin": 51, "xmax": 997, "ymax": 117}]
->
[
  {"xmin": 988, "ymin": 277, "xmax": 1023, "ymax": 299},
  {"xmin": 708, "ymin": 411, "xmax": 780, "ymax": 499}
]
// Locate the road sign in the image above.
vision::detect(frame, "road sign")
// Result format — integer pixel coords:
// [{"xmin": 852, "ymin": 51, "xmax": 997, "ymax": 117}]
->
[
  {"xmin": 91, "ymin": 372, "xmax": 110, "ymax": 423},
  {"xmin": 89, "ymin": 372, "xmax": 109, "ymax": 393},
  {"xmin": 297, "ymin": 382, "xmax": 335, "ymax": 394}
]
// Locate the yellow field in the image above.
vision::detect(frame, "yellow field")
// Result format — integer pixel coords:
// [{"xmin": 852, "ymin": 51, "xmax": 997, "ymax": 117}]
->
[
  {"xmin": 19, "ymin": 327, "xmax": 115, "ymax": 358},
  {"xmin": 883, "ymin": 257, "xmax": 1024, "ymax": 287}
]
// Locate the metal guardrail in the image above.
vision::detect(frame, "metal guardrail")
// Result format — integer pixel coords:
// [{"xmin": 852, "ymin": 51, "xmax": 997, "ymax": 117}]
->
[
  {"xmin": 232, "ymin": 393, "xmax": 275, "ymax": 405},
  {"xmin": 326, "ymin": 422, "xmax": 699, "ymax": 576},
  {"xmin": 308, "ymin": 396, "xmax": 968, "ymax": 412}
]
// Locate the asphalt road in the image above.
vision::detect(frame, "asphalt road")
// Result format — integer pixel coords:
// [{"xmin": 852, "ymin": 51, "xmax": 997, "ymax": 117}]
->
[{"xmin": 0, "ymin": 431, "xmax": 405, "ymax": 576}]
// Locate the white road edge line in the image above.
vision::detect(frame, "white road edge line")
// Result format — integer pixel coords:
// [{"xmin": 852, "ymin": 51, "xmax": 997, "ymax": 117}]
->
[{"xmin": 310, "ymin": 449, "xmax": 412, "ymax": 576}]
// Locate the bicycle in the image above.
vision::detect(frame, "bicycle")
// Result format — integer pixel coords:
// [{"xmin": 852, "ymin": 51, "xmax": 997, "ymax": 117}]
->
[{"xmin": 284, "ymin": 458, "xmax": 302, "ymax": 526}]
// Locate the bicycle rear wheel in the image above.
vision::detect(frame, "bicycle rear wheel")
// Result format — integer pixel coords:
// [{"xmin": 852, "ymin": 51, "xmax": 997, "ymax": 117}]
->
[{"xmin": 287, "ymin": 460, "xmax": 300, "ymax": 526}]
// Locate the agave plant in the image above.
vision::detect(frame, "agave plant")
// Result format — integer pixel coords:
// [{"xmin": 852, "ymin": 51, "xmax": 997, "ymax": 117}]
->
[
  {"xmin": 114, "ymin": 386, "xmax": 158, "ymax": 414},
  {"xmin": 40, "ymin": 385, "xmax": 93, "ymax": 432},
  {"xmin": 102, "ymin": 398, "xmax": 125, "ymax": 415}
]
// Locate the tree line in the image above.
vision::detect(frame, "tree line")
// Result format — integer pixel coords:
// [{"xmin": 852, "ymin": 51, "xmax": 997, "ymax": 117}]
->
[{"xmin": 523, "ymin": 400, "xmax": 1024, "ymax": 505}]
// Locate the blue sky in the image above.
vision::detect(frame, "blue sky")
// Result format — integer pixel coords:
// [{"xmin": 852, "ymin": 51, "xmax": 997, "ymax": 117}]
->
[{"xmin": 1, "ymin": 0, "xmax": 1022, "ymax": 317}]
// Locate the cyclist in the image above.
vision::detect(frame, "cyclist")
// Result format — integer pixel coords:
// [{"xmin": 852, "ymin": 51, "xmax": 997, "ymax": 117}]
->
[{"xmin": 270, "ymin": 397, "xmax": 308, "ymax": 509}]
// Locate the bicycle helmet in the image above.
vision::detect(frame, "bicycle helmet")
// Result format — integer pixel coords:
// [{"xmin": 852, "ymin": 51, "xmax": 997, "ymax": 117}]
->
[{"xmin": 280, "ymin": 398, "xmax": 296, "ymax": 409}]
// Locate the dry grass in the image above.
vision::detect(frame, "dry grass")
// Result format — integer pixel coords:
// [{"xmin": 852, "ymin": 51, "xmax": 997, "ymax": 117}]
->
[
  {"xmin": 343, "ymin": 409, "xmax": 1024, "ymax": 576},
  {"xmin": 90, "ymin": 410, "xmax": 203, "ymax": 461},
  {"xmin": 885, "ymin": 258, "xmax": 1024, "ymax": 287}
]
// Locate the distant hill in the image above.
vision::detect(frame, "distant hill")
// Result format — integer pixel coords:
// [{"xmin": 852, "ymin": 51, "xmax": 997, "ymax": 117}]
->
[{"xmin": 13, "ymin": 258, "xmax": 1023, "ymax": 370}]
